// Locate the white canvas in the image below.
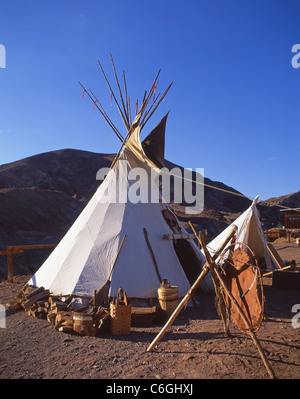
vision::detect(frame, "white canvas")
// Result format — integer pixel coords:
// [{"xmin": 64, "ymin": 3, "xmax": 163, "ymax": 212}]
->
[
  {"xmin": 28, "ymin": 125, "xmax": 210, "ymax": 300},
  {"xmin": 204, "ymin": 197, "xmax": 278, "ymax": 271}
]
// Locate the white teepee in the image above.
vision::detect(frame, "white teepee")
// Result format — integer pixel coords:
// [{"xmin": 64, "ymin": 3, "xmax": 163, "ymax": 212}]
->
[
  {"xmin": 28, "ymin": 61, "xmax": 209, "ymax": 302},
  {"xmin": 204, "ymin": 196, "xmax": 278, "ymax": 271}
]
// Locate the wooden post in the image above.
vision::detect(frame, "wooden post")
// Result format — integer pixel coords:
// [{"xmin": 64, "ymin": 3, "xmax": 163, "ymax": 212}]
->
[
  {"xmin": 143, "ymin": 228, "xmax": 162, "ymax": 283},
  {"xmin": 197, "ymin": 232, "xmax": 230, "ymax": 336},
  {"xmin": 146, "ymin": 224, "xmax": 237, "ymax": 352},
  {"xmin": 212, "ymin": 265, "xmax": 276, "ymax": 379},
  {"xmin": 197, "ymin": 231, "xmax": 201, "ymax": 248},
  {"xmin": 7, "ymin": 247, "xmax": 14, "ymax": 283},
  {"xmin": 2, "ymin": 244, "xmax": 56, "ymax": 283},
  {"xmin": 199, "ymin": 236, "xmax": 276, "ymax": 379}
]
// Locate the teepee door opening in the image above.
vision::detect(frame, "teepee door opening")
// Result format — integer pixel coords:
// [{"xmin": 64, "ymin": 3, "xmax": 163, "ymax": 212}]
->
[{"xmin": 173, "ymin": 239, "xmax": 203, "ymax": 286}]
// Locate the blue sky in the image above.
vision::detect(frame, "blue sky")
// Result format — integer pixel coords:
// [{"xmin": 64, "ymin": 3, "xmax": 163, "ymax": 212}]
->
[{"xmin": 0, "ymin": 0, "xmax": 299, "ymax": 201}]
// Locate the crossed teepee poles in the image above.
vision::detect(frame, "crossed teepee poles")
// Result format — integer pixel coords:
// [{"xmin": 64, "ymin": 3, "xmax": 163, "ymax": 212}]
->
[{"xmin": 79, "ymin": 54, "xmax": 172, "ymax": 170}]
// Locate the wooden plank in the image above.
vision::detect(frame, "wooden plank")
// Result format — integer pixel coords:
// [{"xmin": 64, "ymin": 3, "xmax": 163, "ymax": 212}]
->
[
  {"xmin": 7, "ymin": 244, "xmax": 56, "ymax": 250},
  {"xmin": 162, "ymin": 234, "xmax": 195, "ymax": 240},
  {"xmin": 132, "ymin": 306, "xmax": 156, "ymax": 315},
  {"xmin": 273, "ymin": 270, "xmax": 300, "ymax": 291},
  {"xmin": 25, "ymin": 286, "xmax": 45, "ymax": 300},
  {"xmin": 0, "ymin": 249, "xmax": 24, "ymax": 256},
  {"xmin": 267, "ymin": 243, "xmax": 285, "ymax": 270},
  {"xmin": 23, "ymin": 289, "xmax": 50, "ymax": 311}
]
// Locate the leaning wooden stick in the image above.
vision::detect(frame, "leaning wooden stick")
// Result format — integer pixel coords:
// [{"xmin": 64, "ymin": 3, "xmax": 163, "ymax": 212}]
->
[
  {"xmin": 110, "ymin": 54, "xmax": 129, "ymax": 124},
  {"xmin": 143, "ymin": 228, "xmax": 162, "ymax": 283},
  {"xmin": 213, "ymin": 266, "xmax": 276, "ymax": 379},
  {"xmin": 192, "ymin": 225, "xmax": 230, "ymax": 336},
  {"xmin": 122, "ymin": 70, "xmax": 130, "ymax": 123},
  {"xmin": 146, "ymin": 224, "xmax": 237, "ymax": 352},
  {"xmin": 199, "ymin": 235, "xmax": 276, "ymax": 379},
  {"xmin": 140, "ymin": 82, "xmax": 173, "ymax": 131},
  {"xmin": 79, "ymin": 81, "xmax": 124, "ymax": 142},
  {"xmin": 98, "ymin": 59, "xmax": 130, "ymax": 132},
  {"xmin": 109, "ymin": 130, "xmax": 132, "ymax": 171}
]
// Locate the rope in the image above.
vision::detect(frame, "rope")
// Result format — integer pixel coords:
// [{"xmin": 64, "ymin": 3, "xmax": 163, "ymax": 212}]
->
[
  {"xmin": 160, "ymin": 169, "xmax": 300, "ymax": 213},
  {"xmin": 215, "ymin": 242, "xmax": 262, "ymax": 301},
  {"xmin": 241, "ymin": 267, "xmax": 258, "ymax": 298}
]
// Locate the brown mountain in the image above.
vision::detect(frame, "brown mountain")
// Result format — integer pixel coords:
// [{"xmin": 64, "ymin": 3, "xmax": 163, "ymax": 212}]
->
[
  {"xmin": 257, "ymin": 190, "xmax": 300, "ymax": 230},
  {"xmin": 0, "ymin": 148, "xmax": 296, "ymax": 276}
]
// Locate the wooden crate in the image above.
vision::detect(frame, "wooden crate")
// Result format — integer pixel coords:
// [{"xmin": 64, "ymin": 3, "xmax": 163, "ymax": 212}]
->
[{"xmin": 272, "ymin": 270, "xmax": 300, "ymax": 291}]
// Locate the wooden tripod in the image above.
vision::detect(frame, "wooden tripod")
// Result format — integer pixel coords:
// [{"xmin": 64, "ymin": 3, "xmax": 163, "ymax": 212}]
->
[{"xmin": 146, "ymin": 223, "xmax": 276, "ymax": 379}]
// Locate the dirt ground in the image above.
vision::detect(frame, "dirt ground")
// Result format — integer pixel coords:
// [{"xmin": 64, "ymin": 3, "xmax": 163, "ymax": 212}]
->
[{"xmin": 0, "ymin": 242, "xmax": 299, "ymax": 383}]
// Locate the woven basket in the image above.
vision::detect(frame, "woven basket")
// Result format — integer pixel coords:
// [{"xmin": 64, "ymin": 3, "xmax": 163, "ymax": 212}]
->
[{"xmin": 110, "ymin": 287, "xmax": 131, "ymax": 336}]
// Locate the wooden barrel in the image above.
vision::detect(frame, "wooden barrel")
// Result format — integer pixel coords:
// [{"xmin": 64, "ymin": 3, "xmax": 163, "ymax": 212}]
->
[
  {"xmin": 73, "ymin": 312, "xmax": 93, "ymax": 336},
  {"xmin": 157, "ymin": 285, "xmax": 179, "ymax": 318}
]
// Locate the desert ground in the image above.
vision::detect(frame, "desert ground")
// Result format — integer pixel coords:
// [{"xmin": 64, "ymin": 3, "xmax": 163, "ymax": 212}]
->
[{"xmin": 0, "ymin": 241, "xmax": 299, "ymax": 383}]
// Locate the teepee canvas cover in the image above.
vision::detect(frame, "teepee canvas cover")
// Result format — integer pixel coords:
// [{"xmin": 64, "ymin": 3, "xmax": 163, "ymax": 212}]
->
[
  {"xmin": 205, "ymin": 197, "xmax": 278, "ymax": 271},
  {"xmin": 28, "ymin": 62, "xmax": 209, "ymax": 301}
]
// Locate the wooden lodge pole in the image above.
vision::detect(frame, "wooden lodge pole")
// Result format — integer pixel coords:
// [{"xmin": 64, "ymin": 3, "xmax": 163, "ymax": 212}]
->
[
  {"xmin": 146, "ymin": 224, "xmax": 237, "ymax": 352},
  {"xmin": 198, "ymin": 233, "xmax": 276, "ymax": 379},
  {"xmin": 195, "ymin": 229, "xmax": 230, "ymax": 336}
]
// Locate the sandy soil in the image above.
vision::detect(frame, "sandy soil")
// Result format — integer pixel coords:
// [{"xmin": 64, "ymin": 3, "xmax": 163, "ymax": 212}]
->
[{"xmin": 0, "ymin": 242, "xmax": 299, "ymax": 382}]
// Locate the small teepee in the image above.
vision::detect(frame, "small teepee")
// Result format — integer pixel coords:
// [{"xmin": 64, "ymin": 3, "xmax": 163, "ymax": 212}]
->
[
  {"xmin": 204, "ymin": 196, "xmax": 279, "ymax": 271},
  {"xmin": 28, "ymin": 57, "xmax": 210, "ymax": 303}
]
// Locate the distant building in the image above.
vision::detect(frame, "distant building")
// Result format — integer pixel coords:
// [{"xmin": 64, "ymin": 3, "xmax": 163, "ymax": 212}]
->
[{"xmin": 280, "ymin": 208, "xmax": 300, "ymax": 238}]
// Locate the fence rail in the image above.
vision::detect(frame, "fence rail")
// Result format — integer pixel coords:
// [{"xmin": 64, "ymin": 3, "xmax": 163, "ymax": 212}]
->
[{"xmin": 0, "ymin": 244, "xmax": 57, "ymax": 282}]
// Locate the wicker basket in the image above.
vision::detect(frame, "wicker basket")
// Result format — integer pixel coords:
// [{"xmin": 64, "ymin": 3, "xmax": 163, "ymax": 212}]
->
[{"xmin": 110, "ymin": 287, "xmax": 131, "ymax": 336}]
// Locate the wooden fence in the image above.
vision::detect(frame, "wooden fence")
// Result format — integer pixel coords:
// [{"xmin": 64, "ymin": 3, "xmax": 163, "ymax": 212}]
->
[{"xmin": 0, "ymin": 244, "xmax": 57, "ymax": 282}]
